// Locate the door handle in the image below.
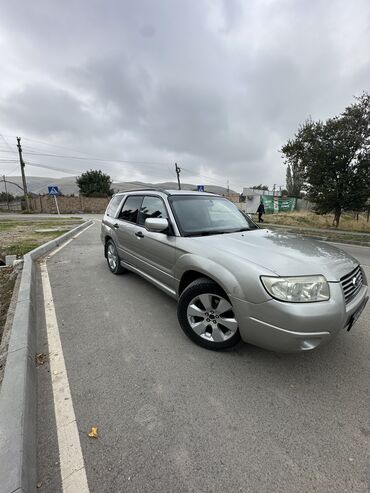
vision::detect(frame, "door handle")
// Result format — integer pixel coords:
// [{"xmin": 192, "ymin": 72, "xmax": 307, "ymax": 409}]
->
[
  {"xmin": 113, "ymin": 223, "xmax": 119, "ymax": 229},
  {"xmin": 135, "ymin": 231, "xmax": 144, "ymax": 238}
]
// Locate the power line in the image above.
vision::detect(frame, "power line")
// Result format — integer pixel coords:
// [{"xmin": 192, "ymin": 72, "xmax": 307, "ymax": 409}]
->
[
  {"xmin": 4, "ymin": 134, "xmax": 98, "ymax": 157},
  {"xmin": 0, "ymin": 133, "xmax": 17, "ymax": 156},
  {"xmin": 181, "ymin": 167, "xmax": 240, "ymax": 191},
  {"xmin": 7, "ymin": 164, "xmax": 22, "ymax": 175},
  {"xmin": 25, "ymin": 161, "xmax": 83, "ymax": 175},
  {"xmin": 4, "ymin": 134, "xmax": 173, "ymax": 170},
  {"xmin": 3, "ymin": 133, "xmax": 241, "ymax": 191},
  {"xmin": 21, "ymin": 137, "xmax": 173, "ymax": 167},
  {"xmin": 22, "ymin": 150, "xmax": 172, "ymax": 168}
]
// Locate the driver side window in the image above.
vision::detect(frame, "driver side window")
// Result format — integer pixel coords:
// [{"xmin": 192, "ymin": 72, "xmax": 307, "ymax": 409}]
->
[{"xmin": 138, "ymin": 196, "xmax": 168, "ymax": 226}]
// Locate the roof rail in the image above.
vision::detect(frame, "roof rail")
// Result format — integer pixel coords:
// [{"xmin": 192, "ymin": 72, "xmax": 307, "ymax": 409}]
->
[{"xmin": 115, "ymin": 188, "xmax": 171, "ymax": 195}]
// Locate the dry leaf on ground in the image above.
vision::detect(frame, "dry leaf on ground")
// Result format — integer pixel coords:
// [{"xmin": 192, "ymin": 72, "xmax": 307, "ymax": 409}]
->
[
  {"xmin": 88, "ymin": 426, "xmax": 98, "ymax": 438},
  {"xmin": 35, "ymin": 353, "xmax": 47, "ymax": 367}
]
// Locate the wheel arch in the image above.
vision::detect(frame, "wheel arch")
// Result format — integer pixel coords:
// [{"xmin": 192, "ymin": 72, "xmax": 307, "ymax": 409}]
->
[{"xmin": 176, "ymin": 255, "xmax": 243, "ymax": 299}]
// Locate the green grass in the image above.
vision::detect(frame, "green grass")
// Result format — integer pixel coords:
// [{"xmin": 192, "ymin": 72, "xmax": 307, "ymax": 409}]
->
[
  {"xmin": 255, "ymin": 211, "xmax": 370, "ymax": 232},
  {"xmin": 0, "ymin": 267, "xmax": 16, "ymax": 344},
  {"xmin": 0, "ymin": 223, "xmax": 16, "ymax": 231},
  {"xmin": 0, "ymin": 219, "xmax": 84, "ymax": 259},
  {"xmin": 4, "ymin": 242, "xmax": 41, "ymax": 257},
  {"xmin": 0, "ymin": 219, "xmax": 83, "ymax": 230}
]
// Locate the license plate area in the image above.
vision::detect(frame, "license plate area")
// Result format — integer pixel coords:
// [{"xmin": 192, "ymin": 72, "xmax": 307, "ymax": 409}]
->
[{"xmin": 347, "ymin": 296, "xmax": 369, "ymax": 332}]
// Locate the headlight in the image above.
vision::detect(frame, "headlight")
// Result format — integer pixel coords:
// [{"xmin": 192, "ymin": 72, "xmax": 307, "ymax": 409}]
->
[{"xmin": 261, "ymin": 275, "xmax": 330, "ymax": 302}]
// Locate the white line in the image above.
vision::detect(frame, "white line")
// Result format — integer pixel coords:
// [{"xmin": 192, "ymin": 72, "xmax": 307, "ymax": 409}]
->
[
  {"xmin": 48, "ymin": 221, "xmax": 95, "ymax": 258},
  {"xmin": 41, "ymin": 245, "xmax": 92, "ymax": 491}
]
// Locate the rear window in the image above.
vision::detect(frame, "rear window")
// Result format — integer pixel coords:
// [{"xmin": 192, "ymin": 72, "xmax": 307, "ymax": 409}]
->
[
  {"xmin": 118, "ymin": 195, "xmax": 143, "ymax": 223},
  {"xmin": 106, "ymin": 195, "xmax": 123, "ymax": 217}
]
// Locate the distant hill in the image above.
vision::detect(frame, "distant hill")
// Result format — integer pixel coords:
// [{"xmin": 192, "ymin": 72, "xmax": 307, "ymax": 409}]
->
[{"xmin": 0, "ymin": 176, "xmax": 236, "ymax": 196}]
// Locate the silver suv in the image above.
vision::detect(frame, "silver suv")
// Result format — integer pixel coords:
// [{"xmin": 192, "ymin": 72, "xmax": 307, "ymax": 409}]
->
[{"xmin": 101, "ymin": 189, "xmax": 368, "ymax": 352}]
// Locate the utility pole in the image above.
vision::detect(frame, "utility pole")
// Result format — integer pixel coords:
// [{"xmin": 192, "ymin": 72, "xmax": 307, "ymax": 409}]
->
[
  {"xmin": 227, "ymin": 180, "xmax": 230, "ymax": 196},
  {"xmin": 16, "ymin": 137, "xmax": 30, "ymax": 211},
  {"xmin": 175, "ymin": 163, "xmax": 181, "ymax": 190},
  {"xmin": 2, "ymin": 175, "xmax": 10, "ymax": 211}
]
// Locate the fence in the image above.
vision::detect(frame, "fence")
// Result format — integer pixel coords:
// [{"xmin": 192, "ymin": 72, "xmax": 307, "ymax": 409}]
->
[
  {"xmin": 0, "ymin": 200, "xmax": 22, "ymax": 211},
  {"xmin": 30, "ymin": 195, "xmax": 110, "ymax": 214}
]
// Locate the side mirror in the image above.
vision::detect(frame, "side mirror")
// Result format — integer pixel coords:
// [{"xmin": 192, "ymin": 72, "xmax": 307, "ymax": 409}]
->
[{"xmin": 145, "ymin": 217, "xmax": 169, "ymax": 233}]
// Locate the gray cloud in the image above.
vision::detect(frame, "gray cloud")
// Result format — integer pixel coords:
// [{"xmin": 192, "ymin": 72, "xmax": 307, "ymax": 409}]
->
[
  {"xmin": 0, "ymin": 84, "xmax": 99, "ymax": 136},
  {"xmin": 0, "ymin": 0, "xmax": 369, "ymax": 189}
]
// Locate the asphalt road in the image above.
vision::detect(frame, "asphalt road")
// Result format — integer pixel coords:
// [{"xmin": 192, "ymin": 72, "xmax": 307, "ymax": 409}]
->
[{"xmin": 36, "ymin": 222, "xmax": 370, "ymax": 492}]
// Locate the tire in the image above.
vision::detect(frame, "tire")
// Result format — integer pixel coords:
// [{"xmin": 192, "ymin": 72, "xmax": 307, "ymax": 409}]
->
[
  {"xmin": 106, "ymin": 240, "xmax": 125, "ymax": 275},
  {"xmin": 177, "ymin": 277, "xmax": 241, "ymax": 350}
]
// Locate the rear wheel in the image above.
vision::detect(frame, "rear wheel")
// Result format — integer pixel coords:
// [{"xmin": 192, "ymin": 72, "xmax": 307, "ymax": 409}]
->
[
  {"xmin": 106, "ymin": 240, "xmax": 125, "ymax": 274},
  {"xmin": 177, "ymin": 278, "xmax": 240, "ymax": 350}
]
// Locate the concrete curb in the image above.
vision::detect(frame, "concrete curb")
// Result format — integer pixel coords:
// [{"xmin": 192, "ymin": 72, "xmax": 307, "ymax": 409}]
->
[
  {"xmin": 0, "ymin": 220, "xmax": 94, "ymax": 493},
  {"xmin": 308, "ymin": 236, "xmax": 370, "ymax": 247},
  {"xmin": 263, "ymin": 226, "xmax": 370, "ymax": 247}
]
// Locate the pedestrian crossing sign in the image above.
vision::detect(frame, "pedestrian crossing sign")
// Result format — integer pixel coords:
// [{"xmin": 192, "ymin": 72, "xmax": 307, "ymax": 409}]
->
[{"xmin": 48, "ymin": 186, "xmax": 60, "ymax": 195}]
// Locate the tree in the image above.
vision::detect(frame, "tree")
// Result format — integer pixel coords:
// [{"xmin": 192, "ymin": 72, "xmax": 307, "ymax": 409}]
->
[
  {"xmin": 76, "ymin": 170, "xmax": 114, "ymax": 197},
  {"xmin": 281, "ymin": 93, "xmax": 370, "ymax": 226},
  {"xmin": 286, "ymin": 163, "xmax": 304, "ymax": 196},
  {"xmin": 0, "ymin": 192, "xmax": 16, "ymax": 202},
  {"xmin": 252, "ymin": 184, "xmax": 269, "ymax": 191}
]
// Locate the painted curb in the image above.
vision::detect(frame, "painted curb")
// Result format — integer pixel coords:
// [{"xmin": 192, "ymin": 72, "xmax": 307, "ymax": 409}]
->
[{"xmin": 0, "ymin": 220, "xmax": 94, "ymax": 493}]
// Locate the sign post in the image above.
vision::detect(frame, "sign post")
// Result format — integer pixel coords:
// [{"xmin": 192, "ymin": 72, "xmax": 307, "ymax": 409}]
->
[{"xmin": 48, "ymin": 186, "xmax": 60, "ymax": 215}]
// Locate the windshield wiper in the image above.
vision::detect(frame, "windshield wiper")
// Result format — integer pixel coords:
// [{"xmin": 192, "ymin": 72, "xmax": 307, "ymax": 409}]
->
[
  {"xmin": 231, "ymin": 227, "xmax": 252, "ymax": 232},
  {"xmin": 185, "ymin": 231, "xmax": 229, "ymax": 237}
]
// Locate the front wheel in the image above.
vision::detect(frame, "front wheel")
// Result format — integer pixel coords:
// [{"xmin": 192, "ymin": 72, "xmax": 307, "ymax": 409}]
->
[
  {"xmin": 177, "ymin": 278, "xmax": 240, "ymax": 350},
  {"xmin": 106, "ymin": 240, "xmax": 125, "ymax": 274}
]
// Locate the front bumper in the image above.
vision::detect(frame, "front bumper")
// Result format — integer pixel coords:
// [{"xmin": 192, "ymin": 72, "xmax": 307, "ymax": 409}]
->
[{"xmin": 230, "ymin": 283, "xmax": 368, "ymax": 353}]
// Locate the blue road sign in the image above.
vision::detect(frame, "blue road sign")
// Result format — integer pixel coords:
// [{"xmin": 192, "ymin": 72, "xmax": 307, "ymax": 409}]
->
[
  {"xmin": 197, "ymin": 185, "xmax": 205, "ymax": 192},
  {"xmin": 48, "ymin": 186, "xmax": 60, "ymax": 196}
]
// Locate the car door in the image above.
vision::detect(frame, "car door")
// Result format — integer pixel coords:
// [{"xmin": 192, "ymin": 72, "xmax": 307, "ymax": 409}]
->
[
  {"xmin": 114, "ymin": 194, "xmax": 144, "ymax": 267},
  {"xmin": 134, "ymin": 195, "xmax": 177, "ymax": 290}
]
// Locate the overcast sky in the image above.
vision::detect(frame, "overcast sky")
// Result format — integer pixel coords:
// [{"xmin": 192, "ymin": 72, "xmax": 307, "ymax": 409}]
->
[{"xmin": 1, "ymin": 0, "xmax": 369, "ymax": 191}]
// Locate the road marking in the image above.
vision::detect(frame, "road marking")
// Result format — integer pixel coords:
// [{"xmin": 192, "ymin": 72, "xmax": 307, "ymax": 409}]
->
[
  {"xmin": 48, "ymin": 221, "xmax": 95, "ymax": 258},
  {"xmin": 40, "ymin": 225, "xmax": 93, "ymax": 492}
]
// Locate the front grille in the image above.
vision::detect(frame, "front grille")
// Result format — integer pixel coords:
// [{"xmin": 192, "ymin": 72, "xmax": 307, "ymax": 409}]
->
[{"xmin": 340, "ymin": 265, "xmax": 363, "ymax": 303}]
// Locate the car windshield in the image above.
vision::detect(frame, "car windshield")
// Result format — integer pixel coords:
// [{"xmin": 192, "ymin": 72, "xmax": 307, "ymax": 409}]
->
[{"xmin": 169, "ymin": 195, "xmax": 258, "ymax": 236}]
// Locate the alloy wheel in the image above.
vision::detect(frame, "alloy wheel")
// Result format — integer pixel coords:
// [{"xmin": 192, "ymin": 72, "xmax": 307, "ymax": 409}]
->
[
  {"xmin": 186, "ymin": 293, "xmax": 238, "ymax": 342},
  {"xmin": 107, "ymin": 243, "xmax": 118, "ymax": 270}
]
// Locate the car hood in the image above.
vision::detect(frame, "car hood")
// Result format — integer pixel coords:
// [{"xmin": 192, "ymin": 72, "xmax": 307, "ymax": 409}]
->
[{"xmin": 183, "ymin": 229, "xmax": 358, "ymax": 281}]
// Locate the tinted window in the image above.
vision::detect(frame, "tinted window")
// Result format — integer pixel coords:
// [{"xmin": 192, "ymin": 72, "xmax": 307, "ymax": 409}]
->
[
  {"xmin": 138, "ymin": 196, "xmax": 168, "ymax": 226},
  {"xmin": 106, "ymin": 195, "xmax": 123, "ymax": 216},
  {"xmin": 118, "ymin": 195, "xmax": 143, "ymax": 223}
]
